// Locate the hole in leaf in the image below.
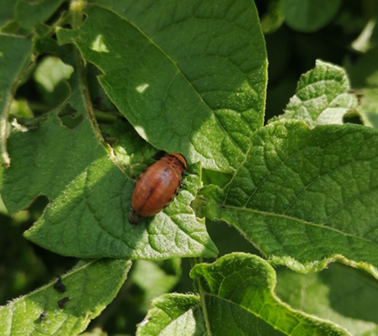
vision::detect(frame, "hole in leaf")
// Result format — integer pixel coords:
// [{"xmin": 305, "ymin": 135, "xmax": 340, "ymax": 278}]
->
[
  {"xmin": 343, "ymin": 112, "xmax": 363, "ymax": 125},
  {"xmin": 151, "ymin": 150, "xmax": 166, "ymax": 161},
  {"xmin": 28, "ymin": 195, "xmax": 49, "ymax": 222},
  {"xmin": 45, "ymin": 2, "xmax": 69, "ymax": 26},
  {"xmin": 58, "ymin": 105, "xmax": 83, "ymax": 129},
  {"xmin": 202, "ymin": 169, "xmax": 232, "ymax": 187}
]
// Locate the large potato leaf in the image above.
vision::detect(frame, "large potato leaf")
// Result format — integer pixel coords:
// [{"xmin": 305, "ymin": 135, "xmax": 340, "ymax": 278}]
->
[
  {"xmin": 137, "ymin": 253, "xmax": 350, "ymax": 336},
  {"xmin": 2, "ymin": 111, "xmax": 217, "ymax": 259},
  {"xmin": 2, "ymin": 48, "xmax": 218, "ymax": 259},
  {"xmin": 199, "ymin": 120, "xmax": 378, "ymax": 278},
  {"xmin": 57, "ymin": 0, "xmax": 267, "ymax": 173},
  {"xmin": 0, "ymin": 259, "xmax": 131, "ymax": 336}
]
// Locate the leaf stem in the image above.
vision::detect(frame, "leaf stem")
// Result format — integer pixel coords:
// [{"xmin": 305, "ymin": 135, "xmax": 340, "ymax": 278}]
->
[
  {"xmin": 75, "ymin": 49, "xmax": 104, "ymax": 142},
  {"xmin": 193, "ymin": 257, "xmax": 213, "ymax": 336},
  {"xmin": 93, "ymin": 108, "xmax": 118, "ymax": 123},
  {"xmin": 70, "ymin": 0, "xmax": 85, "ymax": 30}
]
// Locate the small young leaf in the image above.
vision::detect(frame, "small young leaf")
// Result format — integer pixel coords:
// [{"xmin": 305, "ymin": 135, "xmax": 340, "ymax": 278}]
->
[
  {"xmin": 261, "ymin": 0, "xmax": 285, "ymax": 34},
  {"xmin": 0, "ymin": 259, "xmax": 131, "ymax": 336},
  {"xmin": 346, "ymin": 48, "xmax": 378, "ymax": 128},
  {"xmin": 279, "ymin": 60, "xmax": 357, "ymax": 127},
  {"xmin": 34, "ymin": 56, "xmax": 73, "ymax": 93},
  {"xmin": 200, "ymin": 120, "xmax": 378, "ymax": 278},
  {"xmin": 57, "ymin": 0, "xmax": 267, "ymax": 173},
  {"xmin": 276, "ymin": 263, "xmax": 378, "ymax": 336},
  {"xmin": 136, "ymin": 293, "xmax": 205, "ymax": 336},
  {"xmin": 280, "ymin": 0, "xmax": 342, "ymax": 33},
  {"xmin": 0, "ymin": 34, "xmax": 32, "ymax": 166}
]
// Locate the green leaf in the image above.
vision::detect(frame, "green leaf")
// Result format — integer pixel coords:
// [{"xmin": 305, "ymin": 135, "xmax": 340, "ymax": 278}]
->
[
  {"xmin": 138, "ymin": 254, "xmax": 351, "ymax": 335},
  {"xmin": 261, "ymin": 0, "xmax": 285, "ymax": 35},
  {"xmin": 80, "ymin": 328, "xmax": 108, "ymax": 336},
  {"xmin": 136, "ymin": 294, "xmax": 205, "ymax": 336},
  {"xmin": 200, "ymin": 120, "xmax": 378, "ymax": 278},
  {"xmin": 0, "ymin": 0, "xmax": 16, "ymax": 28},
  {"xmin": 280, "ymin": 0, "xmax": 342, "ymax": 33},
  {"xmin": 0, "ymin": 259, "xmax": 131, "ymax": 336},
  {"xmin": 0, "ymin": 213, "xmax": 45, "ymax": 305},
  {"xmin": 34, "ymin": 56, "xmax": 73, "ymax": 93},
  {"xmin": 57, "ymin": 0, "xmax": 267, "ymax": 173},
  {"xmin": 131, "ymin": 259, "xmax": 182, "ymax": 312},
  {"xmin": 278, "ymin": 60, "xmax": 357, "ymax": 127},
  {"xmin": 346, "ymin": 48, "xmax": 378, "ymax": 128},
  {"xmin": 2, "ymin": 111, "xmax": 217, "ymax": 259},
  {"xmin": 0, "ymin": 34, "xmax": 32, "ymax": 166},
  {"xmin": 276, "ymin": 263, "xmax": 378, "ymax": 336},
  {"xmin": 2, "ymin": 40, "xmax": 217, "ymax": 259},
  {"xmin": 351, "ymin": 17, "xmax": 378, "ymax": 53},
  {"xmin": 15, "ymin": 0, "xmax": 65, "ymax": 29}
]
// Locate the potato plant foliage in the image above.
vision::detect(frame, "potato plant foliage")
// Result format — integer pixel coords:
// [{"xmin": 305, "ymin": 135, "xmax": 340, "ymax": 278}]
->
[{"xmin": 1, "ymin": 0, "xmax": 378, "ymax": 335}]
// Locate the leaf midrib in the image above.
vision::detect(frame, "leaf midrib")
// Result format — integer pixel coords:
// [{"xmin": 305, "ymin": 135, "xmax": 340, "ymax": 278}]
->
[{"xmin": 223, "ymin": 204, "xmax": 375, "ymax": 246}]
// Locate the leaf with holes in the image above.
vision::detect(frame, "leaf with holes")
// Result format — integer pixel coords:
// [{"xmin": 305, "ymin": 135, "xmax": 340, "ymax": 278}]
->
[
  {"xmin": 56, "ymin": 0, "xmax": 267, "ymax": 173},
  {"xmin": 2, "ymin": 111, "xmax": 217, "ymax": 259},
  {"xmin": 199, "ymin": 120, "xmax": 378, "ymax": 278},
  {"xmin": 277, "ymin": 60, "xmax": 358, "ymax": 127},
  {"xmin": 137, "ymin": 253, "xmax": 350, "ymax": 336},
  {"xmin": 0, "ymin": 259, "xmax": 131, "ymax": 336},
  {"xmin": 2, "ymin": 46, "xmax": 218, "ymax": 259},
  {"xmin": 0, "ymin": 34, "xmax": 32, "ymax": 167}
]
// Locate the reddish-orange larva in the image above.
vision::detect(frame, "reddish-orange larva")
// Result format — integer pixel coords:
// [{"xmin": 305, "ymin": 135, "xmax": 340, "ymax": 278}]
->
[{"xmin": 129, "ymin": 153, "xmax": 187, "ymax": 223}]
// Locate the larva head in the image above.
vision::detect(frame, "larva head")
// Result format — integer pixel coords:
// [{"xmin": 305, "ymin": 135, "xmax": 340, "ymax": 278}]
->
[{"xmin": 171, "ymin": 153, "xmax": 187, "ymax": 170}]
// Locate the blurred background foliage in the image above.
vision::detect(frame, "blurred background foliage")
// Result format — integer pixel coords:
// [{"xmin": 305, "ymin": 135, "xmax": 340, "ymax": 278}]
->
[{"xmin": 1, "ymin": 0, "xmax": 378, "ymax": 335}]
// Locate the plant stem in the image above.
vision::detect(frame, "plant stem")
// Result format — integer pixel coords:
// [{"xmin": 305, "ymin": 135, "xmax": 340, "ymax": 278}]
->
[
  {"xmin": 193, "ymin": 257, "xmax": 213, "ymax": 336},
  {"xmin": 70, "ymin": 0, "xmax": 84, "ymax": 29}
]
